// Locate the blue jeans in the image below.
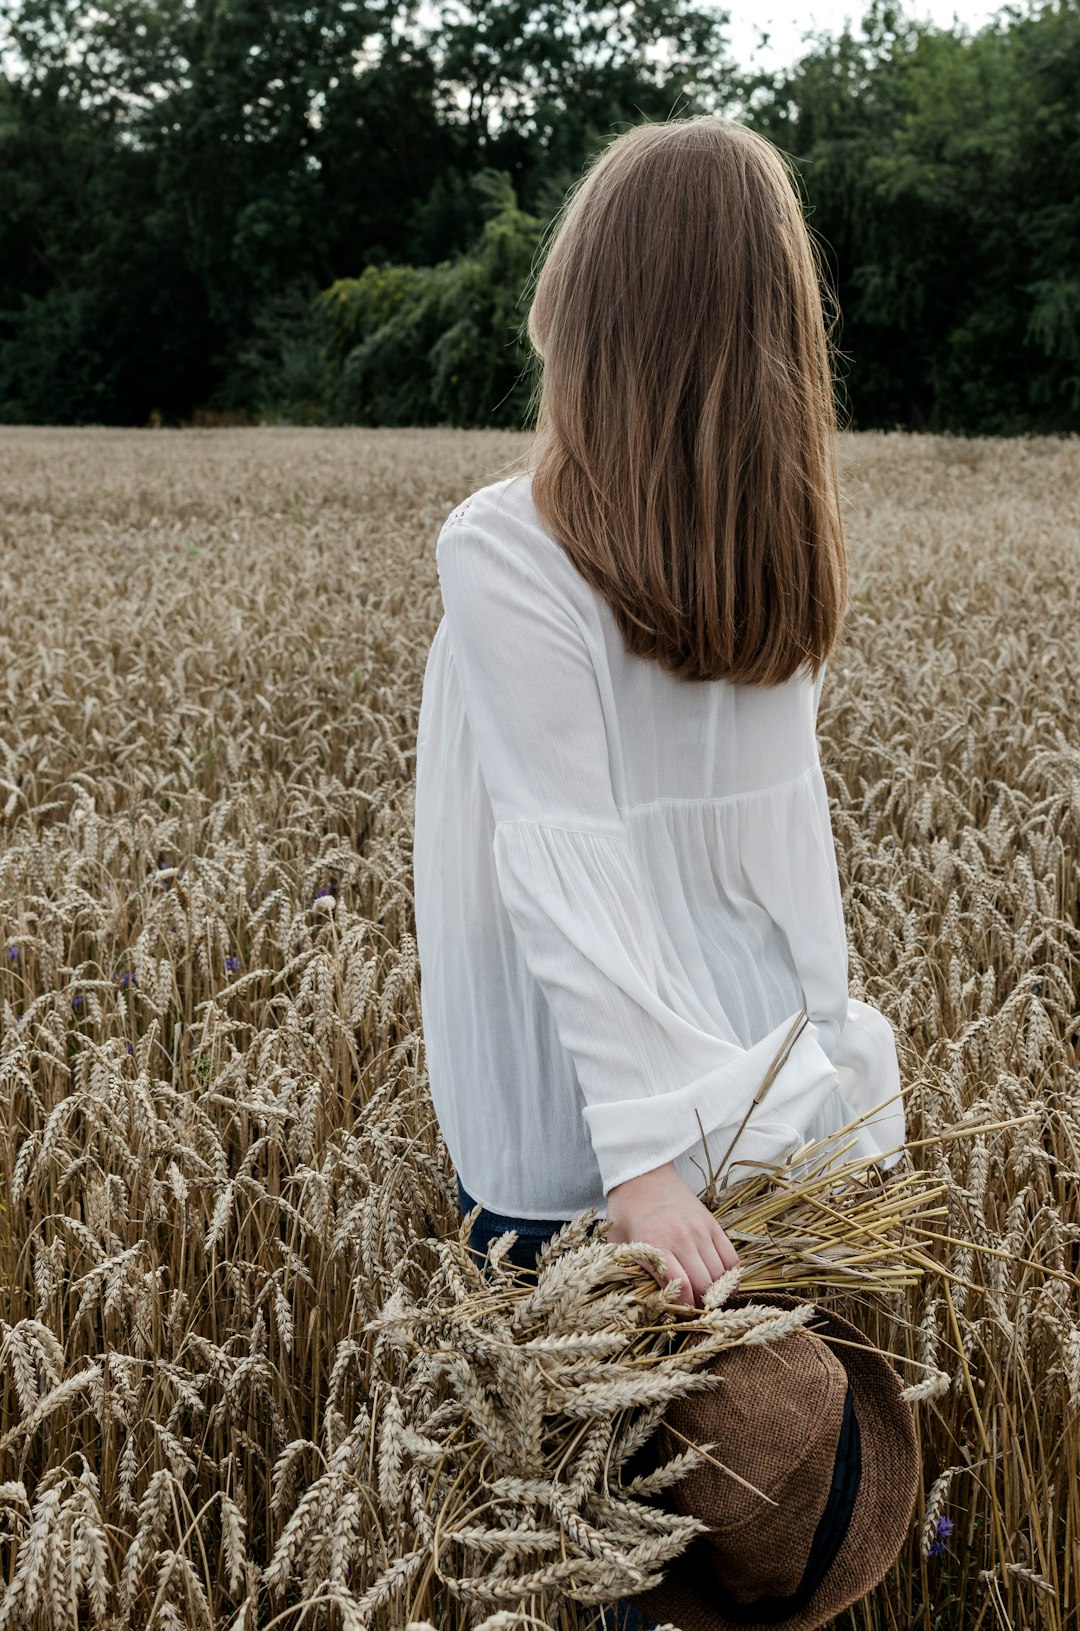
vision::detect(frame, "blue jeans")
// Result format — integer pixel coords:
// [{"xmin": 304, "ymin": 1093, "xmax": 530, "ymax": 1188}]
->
[{"xmin": 454, "ymin": 1172, "xmax": 660, "ymax": 1631}]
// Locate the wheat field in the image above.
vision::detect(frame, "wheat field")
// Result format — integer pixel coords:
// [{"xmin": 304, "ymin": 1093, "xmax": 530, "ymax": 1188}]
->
[{"xmin": 0, "ymin": 425, "xmax": 1078, "ymax": 1631}]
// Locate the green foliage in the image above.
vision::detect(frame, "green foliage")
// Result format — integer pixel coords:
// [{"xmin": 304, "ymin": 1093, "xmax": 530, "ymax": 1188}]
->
[
  {"xmin": 0, "ymin": 0, "xmax": 1077, "ymax": 430},
  {"xmin": 740, "ymin": 0, "xmax": 1080, "ymax": 432},
  {"xmin": 321, "ymin": 174, "xmax": 544, "ymax": 428},
  {"xmin": 214, "ymin": 280, "xmax": 335, "ymax": 425},
  {"xmin": 0, "ymin": 284, "xmax": 120, "ymax": 426}
]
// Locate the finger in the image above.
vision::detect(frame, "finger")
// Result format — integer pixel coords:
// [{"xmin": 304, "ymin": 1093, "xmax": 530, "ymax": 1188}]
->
[
  {"xmin": 637, "ymin": 1253, "xmax": 666, "ymax": 1286},
  {"xmin": 712, "ymin": 1223, "xmax": 740, "ymax": 1272},
  {"xmin": 634, "ymin": 1248, "xmax": 679, "ymax": 1295},
  {"xmin": 661, "ymin": 1250, "xmax": 697, "ymax": 1315},
  {"xmin": 681, "ymin": 1246, "xmax": 716, "ymax": 1309},
  {"xmin": 698, "ymin": 1234, "xmax": 730, "ymax": 1288},
  {"xmin": 664, "ymin": 1247, "xmax": 709, "ymax": 1312}
]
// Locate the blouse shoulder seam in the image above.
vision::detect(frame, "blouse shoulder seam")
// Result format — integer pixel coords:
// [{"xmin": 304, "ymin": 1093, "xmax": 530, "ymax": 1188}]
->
[{"xmin": 437, "ymin": 506, "xmax": 589, "ymax": 631}]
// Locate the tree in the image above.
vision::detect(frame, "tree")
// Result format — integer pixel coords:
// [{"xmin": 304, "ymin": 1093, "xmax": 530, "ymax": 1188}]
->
[{"xmin": 739, "ymin": 0, "xmax": 1080, "ymax": 432}]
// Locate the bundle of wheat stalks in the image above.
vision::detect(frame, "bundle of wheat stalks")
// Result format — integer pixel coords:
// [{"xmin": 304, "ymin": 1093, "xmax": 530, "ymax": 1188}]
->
[{"xmin": 355, "ymin": 1105, "xmax": 1033, "ymax": 1631}]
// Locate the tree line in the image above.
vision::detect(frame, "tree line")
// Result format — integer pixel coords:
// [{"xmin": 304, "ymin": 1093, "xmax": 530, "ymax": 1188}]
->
[{"xmin": 1, "ymin": 0, "xmax": 1077, "ymax": 434}]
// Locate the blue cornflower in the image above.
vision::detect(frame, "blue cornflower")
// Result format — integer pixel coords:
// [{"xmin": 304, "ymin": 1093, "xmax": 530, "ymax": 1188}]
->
[
  {"xmin": 6, "ymin": 946, "xmax": 17, "ymax": 960},
  {"xmin": 126, "ymin": 1042, "xmax": 133, "ymax": 1054},
  {"xmin": 225, "ymin": 956, "xmax": 241, "ymax": 972},
  {"xmin": 72, "ymin": 994, "xmax": 83, "ymax": 1009},
  {"xmin": 927, "ymin": 1515, "xmax": 954, "ymax": 1559}
]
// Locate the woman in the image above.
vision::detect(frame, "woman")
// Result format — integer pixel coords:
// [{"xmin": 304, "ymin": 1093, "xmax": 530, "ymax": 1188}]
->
[{"xmin": 412, "ymin": 110, "xmax": 905, "ymax": 1413}]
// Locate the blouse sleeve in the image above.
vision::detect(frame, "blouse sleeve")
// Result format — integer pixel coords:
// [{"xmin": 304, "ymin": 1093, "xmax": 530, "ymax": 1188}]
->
[{"xmin": 435, "ymin": 511, "xmax": 844, "ymax": 1198}]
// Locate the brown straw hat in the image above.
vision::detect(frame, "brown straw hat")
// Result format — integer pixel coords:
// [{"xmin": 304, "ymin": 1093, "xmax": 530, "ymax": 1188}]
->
[{"xmin": 623, "ymin": 1291, "xmax": 918, "ymax": 1631}]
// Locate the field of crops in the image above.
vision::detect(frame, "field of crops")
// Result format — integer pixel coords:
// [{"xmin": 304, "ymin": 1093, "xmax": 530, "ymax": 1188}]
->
[{"xmin": 0, "ymin": 426, "xmax": 1078, "ymax": 1631}]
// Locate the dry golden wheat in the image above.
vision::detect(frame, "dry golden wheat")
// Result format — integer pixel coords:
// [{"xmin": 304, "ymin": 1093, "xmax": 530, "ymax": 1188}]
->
[{"xmin": 0, "ymin": 425, "xmax": 1078, "ymax": 1630}]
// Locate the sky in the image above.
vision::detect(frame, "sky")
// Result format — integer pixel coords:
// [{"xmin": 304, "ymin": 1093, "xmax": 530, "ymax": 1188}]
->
[{"xmin": 725, "ymin": 0, "xmax": 1013, "ymax": 73}]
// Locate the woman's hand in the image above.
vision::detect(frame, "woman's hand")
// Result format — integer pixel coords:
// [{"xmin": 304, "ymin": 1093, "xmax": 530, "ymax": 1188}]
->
[{"xmin": 604, "ymin": 1160, "xmax": 740, "ymax": 1316}]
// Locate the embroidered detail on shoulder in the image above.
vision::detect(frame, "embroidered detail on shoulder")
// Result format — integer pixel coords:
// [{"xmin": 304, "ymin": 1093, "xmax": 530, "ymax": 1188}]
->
[
  {"xmin": 444, "ymin": 494, "xmax": 479, "ymax": 531},
  {"xmin": 442, "ymin": 475, "xmax": 524, "ymax": 536}
]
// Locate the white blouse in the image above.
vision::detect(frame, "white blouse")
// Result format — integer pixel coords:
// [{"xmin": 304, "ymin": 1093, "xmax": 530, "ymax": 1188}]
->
[{"xmin": 413, "ymin": 471, "xmax": 905, "ymax": 1221}]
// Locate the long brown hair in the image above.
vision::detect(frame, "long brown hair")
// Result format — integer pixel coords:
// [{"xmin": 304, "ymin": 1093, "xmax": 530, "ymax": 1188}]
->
[{"xmin": 521, "ymin": 115, "xmax": 848, "ymax": 686}]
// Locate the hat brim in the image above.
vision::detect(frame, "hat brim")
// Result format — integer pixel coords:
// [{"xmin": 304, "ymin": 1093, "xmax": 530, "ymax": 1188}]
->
[{"xmin": 625, "ymin": 1291, "xmax": 918, "ymax": 1631}]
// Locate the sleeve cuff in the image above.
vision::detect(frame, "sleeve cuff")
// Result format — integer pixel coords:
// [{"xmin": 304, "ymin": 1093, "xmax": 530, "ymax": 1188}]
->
[
  {"xmin": 583, "ymin": 1010, "xmax": 841, "ymax": 1196},
  {"xmin": 828, "ymin": 998, "xmax": 906, "ymax": 1167}
]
